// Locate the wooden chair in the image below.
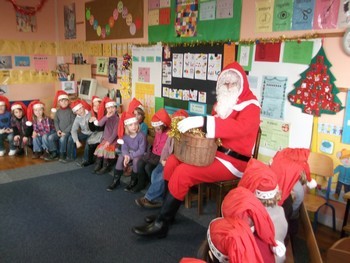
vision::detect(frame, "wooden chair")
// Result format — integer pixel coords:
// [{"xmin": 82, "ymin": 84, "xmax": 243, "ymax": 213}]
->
[
  {"xmin": 190, "ymin": 127, "xmax": 262, "ymax": 217},
  {"xmin": 303, "ymin": 152, "xmax": 336, "ymax": 232},
  {"xmin": 327, "ymin": 237, "xmax": 350, "ymax": 263}
]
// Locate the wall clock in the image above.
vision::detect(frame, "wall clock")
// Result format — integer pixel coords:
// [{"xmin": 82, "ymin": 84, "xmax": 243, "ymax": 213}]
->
[{"xmin": 343, "ymin": 28, "xmax": 350, "ymax": 56}]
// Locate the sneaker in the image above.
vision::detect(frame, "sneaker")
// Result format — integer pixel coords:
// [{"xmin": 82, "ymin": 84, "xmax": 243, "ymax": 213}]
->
[
  {"xmin": 58, "ymin": 154, "xmax": 66, "ymax": 163},
  {"xmin": 135, "ymin": 197, "xmax": 162, "ymax": 209},
  {"xmin": 8, "ymin": 149, "xmax": 17, "ymax": 156},
  {"xmin": 41, "ymin": 151, "xmax": 49, "ymax": 159},
  {"xmin": 32, "ymin": 152, "xmax": 41, "ymax": 159},
  {"xmin": 0, "ymin": 150, "xmax": 5, "ymax": 157},
  {"xmin": 45, "ymin": 152, "xmax": 58, "ymax": 161}
]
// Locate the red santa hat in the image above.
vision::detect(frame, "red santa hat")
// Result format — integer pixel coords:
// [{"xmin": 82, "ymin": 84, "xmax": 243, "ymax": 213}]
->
[
  {"xmin": 221, "ymin": 186, "xmax": 286, "ymax": 258},
  {"xmin": 151, "ymin": 108, "xmax": 171, "ymax": 127},
  {"xmin": 26, "ymin": 100, "xmax": 45, "ymax": 126},
  {"xmin": 94, "ymin": 97, "xmax": 117, "ymax": 126},
  {"xmin": 11, "ymin": 101, "xmax": 27, "ymax": 115},
  {"xmin": 0, "ymin": 95, "xmax": 10, "ymax": 111},
  {"xmin": 270, "ymin": 148, "xmax": 315, "ymax": 205},
  {"xmin": 172, "ymin": 109, "xmax": 189, "ymax": 118},
  {"xmin": 117, "ymin": 111, "xmax": 138, "ymax": 145},
  {"xmin": 90, "ymin": 96, "xmax": 102, "ymax": 118},
  {"xmin": 51, "ymin": 90, "xmax": 69, "ymax": 113},
  {"xmin": 71, "ymin": 99, "xmax": 92, "ymax": 114},
  {"xmin": 127, "ymin": 97, "xmax": 144, "ymax": 113},
  {"xmin": 238, "ymin": 158, "xmax": 279, "ymax": 200},
  {"xmin": 207, "ymin": 217, "xmax": 264, "ymax": 263}
]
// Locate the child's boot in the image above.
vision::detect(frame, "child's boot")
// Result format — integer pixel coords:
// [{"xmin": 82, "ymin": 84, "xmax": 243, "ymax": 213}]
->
[
  {"xmin": 93, "ymin": 157, "xmax": 103, "ymax": 173},
  {"xmin": 106, "ymin": 169, "xmax": 123, "ymax": 191},
  {"xmin": 97, "ymin": 158, "xmax": 113, "ymax": 174},
  {"xmin": 124, "ymin": 171, "xmax": 138, "ymax": 192}
]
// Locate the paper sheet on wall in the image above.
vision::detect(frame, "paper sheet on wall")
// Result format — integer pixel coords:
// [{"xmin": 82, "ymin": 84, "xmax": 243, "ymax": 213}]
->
[
  {"xmin": 237, "ymin": 44, "xmax": 253, "ymax": 71},
  {"xmin": 135, "ymin": 82, "xmax": 155, "ymax": 126},
  {"xmin": 223, "ymin": 43, "xmax": 235, "ymax": 68},
  {"xmin": 207, "ymin": 53, "xmax": 222, "ymax": 81},
  {"xmin": 200, "ymin": 1, "xmax": 216, "ymax": 21},
  {"xmin": 260, "ymin": 117, "xmax": 290, "ymax": 152},
  {"xmin": 33, "ymin": 55, "xmax": 49, "ymax": 71},
  {"xmin": 183, "ymin": 53, "xmax": 195, "ymax": 79},
  {"xmin": 255, "ymin": 0, "xmax": 274, "ymax": 32},
  {"xmin": 172, "ymin": 53, "xmax": 183, "ymax": 78},
  {"xmin": 194, "ymin": 53, "xmax": 207, "ymax": 80},
  {"xmin": 282, "ymin": 41, "xmax": 313, "ymax": 65}
]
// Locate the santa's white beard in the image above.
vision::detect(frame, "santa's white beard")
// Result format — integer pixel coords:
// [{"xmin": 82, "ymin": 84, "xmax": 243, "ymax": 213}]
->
[{"xmin": 215, "ymin": 86, "xmax": 239, "ymax": 119}]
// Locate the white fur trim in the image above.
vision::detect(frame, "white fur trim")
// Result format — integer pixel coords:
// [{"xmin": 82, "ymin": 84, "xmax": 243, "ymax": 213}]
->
[
  {"xmin": 92, "ymin": 97, "xmax": 102, "ymax": 103},
  {"xmin": 307, "ymin": 178, "xmax": 317, "ymax": 189},
  {"xmin": 26, "ymin": 121, "xmax": 32, "ymax": 126},
  {"xmin": 72, "ymin": 103, "xmax": 83, "ymax": 113},
  {"xmin": 58, "ymin": 94, "xmax": 69, "ymax": 101},
  {"xmin": 11, "ymin": 104, "xmax": 22, "ymax": 111},
  {"xmin": 51, "ymin": 108, "xmax": 57, "ymax": 113},
  {"xmin": 0, "ymin": 101, "xmax": 5, "ymax": 106},
  {"xmin": 255, "ymin": 186, "xmax": 278, "ymax": 200},
  {"xmin": 117, "ymin": 138, "xmax": 124, "ymax": 145},
  {"xmin": 206, "ymin": 116, "xmax": 215, "ymax": 138},
  {"xmin": 33, "ymin": 103, "xmax": 44, "ymax": 110},
  {"xmin": 105, "ymin": 101, "xmax": 117, "ymax": 108},
  {"xmin": 137, "ymin": 105, "xmax": 145, "ymax": 111},
  {"xmin": 232, "ymin": 99, "xmax": 261, "ymax": 112},
  {"xmin": 207, "ymin": 219, "xmax": 229, "ymax": 263},
  {"xmin": 124, "ymin": 117, "xmax": 137, "ymax": 125},
  {"xmin": 151, "ymin": 120, "xmax": 163, "ymax": 127},
  {"xmin": 215, "ymin": 156, "xmax": 244, "ymax": 177},
  {"xmin": 272, "ymin": 240, "xmax": 286, "ymax": 258}
]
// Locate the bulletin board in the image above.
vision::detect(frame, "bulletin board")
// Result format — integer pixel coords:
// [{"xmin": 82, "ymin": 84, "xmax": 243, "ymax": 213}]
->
[
  {"xmin": 162, "ymin": 44, "xmax": 225, "ymax": 115},
  {"xmin": 85, "ymin": 0, "xmax": 143, "ymax": 41},
  {"xmin": 148, "ymin": 0, "xmax": 242, "ymax": 43}
]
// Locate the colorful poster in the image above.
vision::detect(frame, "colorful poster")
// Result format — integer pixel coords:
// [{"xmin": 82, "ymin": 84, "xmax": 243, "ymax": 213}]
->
[
  {"xmin": 149, "ymin": 0, "xmax": 160, "ymax": 9},
  {"xmin": 260, "ymin": 117, "xmax": 290, "ymax": 151},
  {"xmin": 313, "ymin": 0, "xmax": 340, "ymax": 29},
  {"xmin": 254, "ymin": 43, "xmax": 281, "ymax": 62},
  {"xmin": 200, "ymin": 1, "xmax": 216, "ymax": 21},
  {"xmin": 172, "ymin": 53, "xmax": 183, "ymax": 78},
  {"xmin": 292, "ymin": 0, "xmax": 315, "ymax": 30},
  {"xmin": 194, "ymin": 53, "xmax": 208, "ymax": 80},
  {"xmin": 282, "ymin": 41, "xmax": 313, "ymax": 65},
  {"xmin": 337, "ymin": 0, "xmax": 350, "ymax": 28},
  {"xmin": 183, "ymin": 53, "xmax": 195, "ymax": 79},
  {"xmin": 162, "ymin": 61, "xmax": 172, "ymax": 85},
  {"xmin": 96, "ymin": 57, "xmax": 108, "ymax": 76},
  {"xmin": 108, "ymin": 57, "xmax": 117, "ymax": 83},
  {"xmin": 216, "ymin": 0, "xmax": 234, "ymax": 19},
  {"xmin": 159, "ymin": 8, "xmax": 171, "ymax": 24},
  {"xmin": 207, "ymin": 53, "xmax": 222, "ymax": 81},
  {"xmin": 272, "ymin": 0, "xmax": 293, "ymax": 31},
  {"xmin": 14, "ymin": 56, "xmax": 30, "ymax": 67},
  {"xmin": 138, "ymin": 67, "xmax": 151, "ymax": 82},
  {"xmin": 255, "ymin": 0, "xmax": 274, "ymax": 32},
  {"xmin": 223, "ymin": 43, "xmax": 235, "ymax": 68},
  {"xmin": 16, "ymin": 7, "xmax": 37, "ymax": 32},
  {"xmin": 0, "ymin": 56, "xmax": 13, "ymax": 70},
  {"xmin": 175, "ymin": 1, "xmax": 198, "ymax": 37},
  {"xmin": 135, "ymin": 83, "xmax": 155, "ymax": 126},
  {"xmin": 237, "ymin": 44, "xmax": 253, "ymax": 71},
  {"xmin": 148, "ymin": 9, "xmax": 160, "ymax": 26},
  {"xmin": 260, "ymin": 76, "xmax": 287, "ymax": 120},
  {"xmin": 64, "ymin": 3, "xmax": 76, "ymax": 39},
  {"xmin": 33, "ymin": 55, "xmax": 48, "ymax": 71}
]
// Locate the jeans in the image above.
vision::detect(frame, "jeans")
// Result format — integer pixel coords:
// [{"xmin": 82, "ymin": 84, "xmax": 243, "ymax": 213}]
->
[
  {"xmin": 48, "ymin": 132, "xmax": 71, "ymax": 154},
  {"xmin": 0, "ymin": 132, "xmax": 15, "ymax": 151},
  {"xmin": 32, "ymin": 131, "xmax": 54, "ymax": 152},
  {"xmin": 145, "ymin": 163, "xmax": 165, "ymax": 202},
  {"xmin": 67, "ymin": 133, "xmax": 89, "ymax": 160}
]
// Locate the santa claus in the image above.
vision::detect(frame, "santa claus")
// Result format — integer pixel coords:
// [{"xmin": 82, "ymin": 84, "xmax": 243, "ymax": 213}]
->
[{"xmin": 132, "ymin": 62, "xmax": 261, "ymax": 238}]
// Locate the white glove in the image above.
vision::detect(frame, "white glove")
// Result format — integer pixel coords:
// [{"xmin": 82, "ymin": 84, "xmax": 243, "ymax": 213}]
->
[
  {"xmin": 271, "ymin": 240, "xmax": 286, "ymax": 258},
  {"xmin": 177, "ymin": 116, "xmax": 204, "ymax": 133},
  {"xmin": 0, "ymin": 128, "xmax": 5, "ymax": 134},
  {"xmin": 307, "ymin": 178, "xmax": 317, "ymax": 189}
]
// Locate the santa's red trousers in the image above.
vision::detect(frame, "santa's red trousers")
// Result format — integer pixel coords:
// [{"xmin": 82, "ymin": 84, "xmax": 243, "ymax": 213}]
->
[{"xmin": 164, "ymin": 154, "xmax": 238, "ymax": 201}]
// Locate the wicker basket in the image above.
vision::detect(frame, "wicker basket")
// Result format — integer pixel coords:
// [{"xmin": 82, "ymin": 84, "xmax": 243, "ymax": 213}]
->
[{"xmin": 174, "ymin": 132, "xmax": 217, "ymax": 166}]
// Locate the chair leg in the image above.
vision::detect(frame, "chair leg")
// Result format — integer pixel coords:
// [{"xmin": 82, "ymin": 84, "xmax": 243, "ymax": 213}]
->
[
  {"xmin": 216, "ymin": 186, "xmax": 223, "ymax": 217},
  {"xmin": 313, "ymin": 212, "xmax": 319, "ymax": 232},
  {"xmin": 326, "ymin": 203, "xmax": 336, "ymax": 231}
]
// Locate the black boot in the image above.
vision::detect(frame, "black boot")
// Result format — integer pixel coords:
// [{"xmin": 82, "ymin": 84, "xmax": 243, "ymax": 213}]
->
[
  {"xmin": 106, "ymin": 169, "xmax": 122, "ymax": 191},
  {"xmin": 96, "ymin": 158, "xmax": 113, "ymax": 175},
  {"xmin": 132, "ymin": 193, "xmax": 182, "ymax": 238},
  {"xmin": 80, "ymin": 144, "xmax": 96, "ymax": 167},
  {"xmin": 124, "ymin": 171, "xmax": 138, "ymax": 192},
  {"xmin": 130, "ymin": 172, "xmax": 148, "ymax": 193},
  {"xmin": 93, "ymin": 157, "xmax": 103, "ymax": 173}
]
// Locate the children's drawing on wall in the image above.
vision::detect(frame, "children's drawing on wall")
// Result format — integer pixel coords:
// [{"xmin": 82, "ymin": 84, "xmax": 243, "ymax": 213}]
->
[
  {"xmin": 163, "ymin": 45, "xmax": 171, "ymax": 60},
  {"xmin": 96, "ymin": 57, "xmax": 108, "ymax": 76},
  {"xmin": 16, "ymin": 7, "xmax": 37, "ymax": 32},
  {"xmin": 333, "ymin": 149, "xmax": 350, "ymax": 202},
  {"xmin": 175, "ymin": 1, "xmax": 198, "ymax": 37},
  {"xmin": 108, "ymin": 57, "xmax": 117, "ymax": 84},
  {"xmin": 0, "ymin": 56, "xmax": 13, "ymax": 70},
  {"xmin": 64, "ymin": 3, "xmax": 76, "ymax": 39},
  {"xmin": 207, "ymin": 53, "xmax": 222, "ymax": 81},
  {"xmin": 138, "ymin": 67, "xmax": 150, "ymax": 83},
  {"xmin": 162, "ymin": 61, "xmax": 172, "ymax": 85},
  {"xmin": 14, "ymin": 56, "xmax": 30, "ymax": 67}
]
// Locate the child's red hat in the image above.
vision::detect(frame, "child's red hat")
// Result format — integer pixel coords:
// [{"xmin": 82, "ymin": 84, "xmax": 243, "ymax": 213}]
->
[
  {"xmin": 51, "ymin": 90, "xmax": 69, "ymax": 113},
  {"xmin": 151, "ymin": 108, "xmax": 171, "ymax": 127},
  {"xmin": 117, "ymin": 111, "xmax": 138, "ymax": 144},
  {"xmin": 26, "ymin": 100, "xmax": 45, "ymax": 126},
  {"xmin": 0, "ymin": 95, "xmax": 10, "ymax": 111},
  {"xmin": 11, "ymin": 101, "xmax": 27, "ymax": 115}
]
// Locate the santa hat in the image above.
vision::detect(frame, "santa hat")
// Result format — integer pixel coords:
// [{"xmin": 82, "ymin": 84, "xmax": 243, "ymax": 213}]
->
[
  {"xmin": 11, "ymin": 101, "xmax": 27, "ymax": 115},
  {"xmin": 270, "ymin": 148, "xmax": 314, "ymax": 205},
  {"xmin": 117, "ymin": 111, "xmax": 138, "ymax": 145},
  {"xmin": 238, "ymin": 158, "xmax": 279, "ymax": 200},
  {"xmin": 221, "ymin": 186, "xmax": 286, "ymax": 258},
  {"xmin": 71, "ymin": 99, "xmax": 92, "ymax": 114},
  {"xmin": 0, "ymin": 95, "xmax": 10, "ymax": 111},
  {"xmin": 91, "ymin": 96, "xmax": 102, "ymax": 118},
  {"xmin": 128, "ymin": 97, "xmax": 144, "ymax": 113},
  {"xmin": 51, "ymin": 90, "xmax": 69, "ymax": 113},
  {"xmin": 26, "ymin": 100, "xmax": 45, "ymax": 126},
  {"xmin": 172, "ymin": 109, "xmax": 189, "ymax": 118},
  {"xmin": 207, "ymin": 217, "xmax": 264, "ymax": 263},
  {"xmin": 151, "ymin": 108, "xmax": 171, "ymax": 127},
  {"xmin": 94, "ymin": 97, "xmax": 117, "ymax": 126}
]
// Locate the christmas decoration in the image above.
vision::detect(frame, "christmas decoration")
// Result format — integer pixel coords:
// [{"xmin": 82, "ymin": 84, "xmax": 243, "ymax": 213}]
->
[
  {"xmin": 7, "ymin": 0, "xmax": 47, "ymax": 16},
  {"xmin": 288, "ymin": 46, "xmax": 343, "ymax": 116},
  {"xmin": 122, "ymin": 53, "xmax": 131, "ymax": 70}
]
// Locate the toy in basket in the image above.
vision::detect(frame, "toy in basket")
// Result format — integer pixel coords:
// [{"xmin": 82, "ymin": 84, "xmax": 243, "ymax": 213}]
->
[{"xmin": 169, "ymin": 117, "xmax": 217, "ymax": 166}]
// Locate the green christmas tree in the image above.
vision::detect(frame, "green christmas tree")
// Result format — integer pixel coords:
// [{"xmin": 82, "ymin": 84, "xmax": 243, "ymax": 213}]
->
[{"xmin": 288, "ymin": 46, "xmax": 343, "ymax": 116}]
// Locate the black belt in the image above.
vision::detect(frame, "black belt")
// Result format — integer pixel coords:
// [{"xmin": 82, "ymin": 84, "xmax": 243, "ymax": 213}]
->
[{"xmin": 217, "ymin": 146, "xmax": 251, "ymax": 162}]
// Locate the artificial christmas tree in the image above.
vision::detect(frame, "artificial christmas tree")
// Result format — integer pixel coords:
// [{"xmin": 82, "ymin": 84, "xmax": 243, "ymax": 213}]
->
[{"xmin": 288, "ymin": 46, "xmax": 343, "ymax": 116}]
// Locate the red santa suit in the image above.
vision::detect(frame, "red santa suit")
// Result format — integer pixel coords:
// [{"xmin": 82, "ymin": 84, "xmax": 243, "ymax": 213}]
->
[{"xmin": 164, "ymin": 62, "xmax": 261, "ymax": 200}]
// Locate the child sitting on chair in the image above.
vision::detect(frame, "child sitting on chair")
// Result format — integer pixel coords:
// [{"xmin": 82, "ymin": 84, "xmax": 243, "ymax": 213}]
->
[
  {"xmin": 27, "ymin": 101, "xmax": 56, "ymax": 159},
  {"xmin": 106, "ymin": 112, "xmax": 147, "ymax": 191},
  {"xmin": 93, "ymin": 97, "xmax": 119, "ymax": 174},
  {"xmin": 46, "ymin": 90, "xmax": 75, "ymax": 162},
  {"xmin": 126, "ymin": 108, "xmax": 171, "ymax": 193},
  {"xmin": 10, "ymin": 101, "xmax": 33, "ymax": 156},
  {"xmin": 0, "ymin": 95, "xmax": 15, "ymax": 156},
  {"xmin": 135, "ymin": 109, "xmax": 188, "ymax": 209}
]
